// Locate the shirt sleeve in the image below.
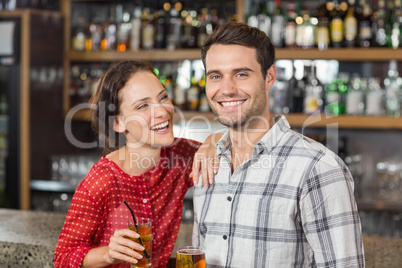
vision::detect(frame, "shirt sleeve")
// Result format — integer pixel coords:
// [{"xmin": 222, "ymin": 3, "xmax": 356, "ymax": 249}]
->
[
  {"xmin": 53, "ymin": 175, "xmax": 103, "ymax": 268},
  {"xmin": 300, "ymin": 152, "xmax": 365, "ymax": 267}
]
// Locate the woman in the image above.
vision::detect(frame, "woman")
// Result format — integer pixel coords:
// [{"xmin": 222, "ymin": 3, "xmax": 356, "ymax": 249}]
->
[{"xmin": 54, "ymin": 61, "xmax": 214, "ymax": 267}]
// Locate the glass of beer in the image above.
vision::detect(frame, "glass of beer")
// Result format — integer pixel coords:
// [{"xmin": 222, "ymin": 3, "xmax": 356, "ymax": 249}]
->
[
  {"xmin": 176, "ymin": 246, "xmax": 206, "ymax": 268},
  {"xmin": 128, "ymin": 217, "xmax": 152, "ymax": 268}
]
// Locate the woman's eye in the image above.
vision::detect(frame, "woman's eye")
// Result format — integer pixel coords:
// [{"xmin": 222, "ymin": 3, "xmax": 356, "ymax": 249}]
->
[
  {"xmin": 137, "ymin": 103, "xmax": 149, "ymax": 110},
  {"xmin": 160, "ymin": 94, "xmax": 169, "ymax": 101}
]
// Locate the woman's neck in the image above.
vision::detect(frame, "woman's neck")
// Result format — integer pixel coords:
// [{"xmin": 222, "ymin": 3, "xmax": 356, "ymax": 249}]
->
[{"xmin": 107, "ymin": 145, "xmax": 161, "ymax": 176}]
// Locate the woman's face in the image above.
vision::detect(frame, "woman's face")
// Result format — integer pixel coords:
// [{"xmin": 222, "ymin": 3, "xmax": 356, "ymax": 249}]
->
[{"xmin": 114, "ymin": 71, "xmax": 174, "ymax": 149}]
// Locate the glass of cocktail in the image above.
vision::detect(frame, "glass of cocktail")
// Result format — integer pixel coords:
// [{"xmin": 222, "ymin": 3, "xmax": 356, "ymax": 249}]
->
[{"xmin": 176, "ymin": 246, "xmax": 206, "ymax": 268}]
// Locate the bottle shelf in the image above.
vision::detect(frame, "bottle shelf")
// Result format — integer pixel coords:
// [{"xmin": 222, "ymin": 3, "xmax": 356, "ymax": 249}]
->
[
  {"xmin": 69, "ymin": 109, "xmax": 402, "ymax": 130},
  {"xmin": 68, "ymin": 48, "xmax": 402, "ymax": 62}
]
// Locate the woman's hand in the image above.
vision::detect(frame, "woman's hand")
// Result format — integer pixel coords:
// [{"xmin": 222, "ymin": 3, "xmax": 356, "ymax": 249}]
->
[
  {"xmin": 105, "ymin": 228, "xmax": 145, "ymax": 265},
  {"xmin": 190, "ymin": 132, "xmax": 223, "ymax": 188}
]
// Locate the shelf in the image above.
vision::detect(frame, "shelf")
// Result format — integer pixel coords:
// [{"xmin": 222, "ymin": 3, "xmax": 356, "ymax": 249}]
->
[
  {"xmin": 67, "ymin": 48, "xmax": 402, "ymax": 62},
  {"xmin": 30, "ymin": 180, "xmax": 76, "ymax": 193},
  {"xmin": 68, "ymin": 49, "xmax": 203, "ymax": 62},
  {"xmin": 68, "ymin": 109, "xmax": 402, "ymax": 130}
]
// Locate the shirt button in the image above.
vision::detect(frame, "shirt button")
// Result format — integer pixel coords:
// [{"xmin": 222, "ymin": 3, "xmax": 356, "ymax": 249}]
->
[
  {"xmin": 223, "ymin": 235, "xmax": 227, "ymax": 240},
  {"xmin": 227, "ymin": 196, "xmax": 232, "ymax": 202},
  {"xmin": 143, "ymin": 199, "xmax": 148, "ymax": 203}
]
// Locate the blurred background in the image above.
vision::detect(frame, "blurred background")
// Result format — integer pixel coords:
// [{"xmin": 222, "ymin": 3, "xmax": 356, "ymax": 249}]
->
[{"xmin": 0, "ymin": 0, "xmax": 401, "ymax": 238}]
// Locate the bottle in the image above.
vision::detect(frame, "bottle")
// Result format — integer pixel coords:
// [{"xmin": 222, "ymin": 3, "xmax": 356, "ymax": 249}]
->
[
  {"xmin": 316, "ymin": 0, "xmax": 330, "ymax": 50},
  {"xmin": 72, "ymin": 15, "xmax": 87, "ymax": 51},
  {"xmin": 197, "ymin": 8, "xmax": 212, "ymax": 48},
  {"xmin": 154, "ymin": 9, "xmax": 166, "ymax": 49},
  {"xmin": 384, "ymin": 60, "xmax": 402, "ymax": 116},
  {"xmin": 257, "ymin": 2, "xmax": 272, "ymax": 37},
  {"xmin": 166, "ymin": 7, "xmax": 181, "ymax": 50},
  {"xmin": 198, "ymin": 74, "xmax": 210, "ymax": 112},
  {"xmin": 390, "ymin": 0, "xmax": 402, "ymax": 48},
  {"xmin": 269, "ymin": 67, "xmax": 289, "ymax": 114},
  {"xmin": 101, "ymin": 7, "xmax": 117, "ymax": 51},
  {"xmin": 130, "ymin": 7, "xmax": 142, "ymax": 51},
  {"xmin": 87, "ymin": 16, "xmax": 102, "ymax": 51},
  {"xmin": 372, "ymin": 0, "xmax": 388, "ymax": 47},
  {"xmin": 326, "ymin": 73, "xmax": 349, "ymax": 115},
  {"xmin": 271, "ymin": 0, "xmax": 285, "ymax": 47},
  {"xmin": 186, "ymin": 71, "xmax": 200, "ymax": 111},
  {"xmin": 181, "ymin": 9, "xmax": 197, "ymax": 48},
  {"xmin": 366, "ymin": 77, "xmax": 385, "ymax": 116},
  {"xmin": 304, "ymin": 63, "xmax": 325, "ymax": 114},
  {"xmin": 285, "ymin": 1, "xmax": 297, "ymax": 48},
  {"xmin": 296, "ymin": 10, "xmax": 316, "ymax": 49},
  {"xmin": 292, "ymin": 65, "xmax": 305, "ymax": 113},
  {"xmin": 344, "ymin": 0, "xmax": 359, "ymax": 47},
  {"xmin": 116, "ymin": 10, "xmax": 132, "ymax": 52},
  {"xmin": 141, "ymin": 8, "xmax": 155, "ymax": 50},
  {"xmin": 346, "ymin": 73, "xmax": 365, "ymax": 115},
  {"xmin": 358, "ymin": 1, "xmax": 373, "ymax": 47},
  {"xmin": 330, "ymin": 0, "xmax": 344, "ymax": 47}
]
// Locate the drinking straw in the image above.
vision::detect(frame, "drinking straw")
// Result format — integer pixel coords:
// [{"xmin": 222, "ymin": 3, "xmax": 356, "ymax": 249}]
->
[{"xmin": 124, "ymin": 201, "xmax": 151, "ymax": 259}]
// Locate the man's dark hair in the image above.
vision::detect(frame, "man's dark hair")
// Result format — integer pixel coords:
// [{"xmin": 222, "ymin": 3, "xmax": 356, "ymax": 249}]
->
[{"xmin": 201, "ymin": 21, "xmax": 275, "ymax": 78}]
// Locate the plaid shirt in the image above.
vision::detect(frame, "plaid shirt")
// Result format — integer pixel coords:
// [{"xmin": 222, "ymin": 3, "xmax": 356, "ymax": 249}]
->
[{"xmin": 192, "ymin": 116, "xmax": 365, "ymax": 268}]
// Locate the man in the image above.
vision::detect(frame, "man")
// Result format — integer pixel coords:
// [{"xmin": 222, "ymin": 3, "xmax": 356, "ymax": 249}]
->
[{"xmin": 192, "ymin": 22, "xmax": 365, "ymax": 267}]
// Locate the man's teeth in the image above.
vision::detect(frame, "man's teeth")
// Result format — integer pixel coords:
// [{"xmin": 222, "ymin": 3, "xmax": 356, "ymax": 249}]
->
[
  {"xmin": 221, "ymin": 100, "xmax": 244, "ymax": 107},
  {"xmin": 151, "ymin": 121, "xmax": 169, "ymax": 130}
]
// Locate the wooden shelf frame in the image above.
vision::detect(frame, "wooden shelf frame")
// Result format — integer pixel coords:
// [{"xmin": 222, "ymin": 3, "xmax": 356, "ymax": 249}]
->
[{"xmin": 67, "ymin": 47, "xmax": 402, "ymax": 62}]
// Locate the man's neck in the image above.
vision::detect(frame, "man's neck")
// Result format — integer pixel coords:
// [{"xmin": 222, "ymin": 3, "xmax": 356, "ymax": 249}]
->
[{"xmin": 228, "ymin": 116, "xmax": 275, "ymax": 172}]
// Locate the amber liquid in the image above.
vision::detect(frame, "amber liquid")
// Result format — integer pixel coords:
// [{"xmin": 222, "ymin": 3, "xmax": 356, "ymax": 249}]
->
[
  {"xmin": 176, "ymin": 249, "xmax": 206, "ymax": 268},
  {"xmin": 128, "ymin": 224, "xmax": 152, "ymax": 268}
]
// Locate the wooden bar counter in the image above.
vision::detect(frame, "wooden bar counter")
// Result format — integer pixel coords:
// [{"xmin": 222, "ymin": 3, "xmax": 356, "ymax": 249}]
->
[{"xmin": 0, "ymin": 209, "xmax": 401, "ymax": 267}]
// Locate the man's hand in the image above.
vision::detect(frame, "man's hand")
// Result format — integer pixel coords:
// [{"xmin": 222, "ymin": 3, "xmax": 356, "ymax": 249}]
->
[{"xmin": 190, "ymin": 133, "xmax": 224, "ymax": 188}]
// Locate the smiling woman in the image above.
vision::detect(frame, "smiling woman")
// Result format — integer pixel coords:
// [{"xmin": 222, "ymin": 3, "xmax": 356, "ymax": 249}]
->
[{"xmin": 54, "ymin": 60, "xmax": 205, "ymax": 268}]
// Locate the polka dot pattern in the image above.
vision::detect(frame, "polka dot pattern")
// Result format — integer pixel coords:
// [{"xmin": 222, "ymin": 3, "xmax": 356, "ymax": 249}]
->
[{"xmin": 54, "ymin": 138, "xmax": 201, "ymax": 268}]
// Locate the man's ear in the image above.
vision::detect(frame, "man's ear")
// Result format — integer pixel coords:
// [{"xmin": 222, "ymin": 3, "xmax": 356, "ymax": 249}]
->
[
  {"xmin": 265, "ymin": 65, "xmax": 277, "ymax": 89},
  {"xmin": 113, "ymin": 115, "xmax": 126, "ymax": 133}
]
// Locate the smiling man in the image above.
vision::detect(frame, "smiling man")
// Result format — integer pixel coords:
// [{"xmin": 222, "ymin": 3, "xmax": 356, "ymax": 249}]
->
[{"xmin": 192, "ymin": 22, "xmax": 365, "ymax": 267}]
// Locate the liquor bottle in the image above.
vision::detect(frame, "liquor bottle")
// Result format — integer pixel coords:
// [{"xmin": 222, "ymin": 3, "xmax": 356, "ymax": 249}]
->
[
  {"xmin": 292, "ymin": 65, "xmax": 305, "ymax": 113},
  {"xmin": 296, "ymin": 10, "xmax": 316, "ymax": 49},
  {"xmin": 316, "ymin": 0, "xmax": 330, "ymax": 50},
  {"xmin": 141, "ymin": 8, "xmax": 155, "ymax": 50},
  {"xmin": 72, "ymin": 15, "xmax": 87, "ymax": 51},
  {"xmin": 101, "ymin": 6, "xmax": 117, "ymax": 51},
  {"xmin": 269, "ymin": 67, "xmax": 289, "ymax": 114},
  {"xmin": 181, "ymin": 9, "xmax": 197, "ymax": 48},
  {"xmin": 166, "ymin": 7, "xmax": 181, "ymax": 50},
  {"xmin": 197, "ymin": 8, "xmax": 212, "ymax": 48},
  {"xmin": 285, "ymin": 1, "xmax": 297, "ymax": 48},
  {"xmin": 330, "ymin": 0, "xmax": 344, "ymax": 47},
  {"xmin": 198, "ymin": 74, "xmax": 210, "ymax": 112},
  {"xmin": 154, "ymin": 9, "xmax": 166, "ymax": 49},
  {"xmin": 117, "ymin": 10, "xmax": 132, "ymax": 52},
  {"xmin": 87, "ymin": 16, "xmax": 102, "ymax": 51},
  {"xmin": 257, "ymin": 2, "xmax": 271, "ymax": 37},
  {"xmin": 186, "ymin": 71, "xmax": 200, "ymax": 111},
  {"xmin": 271, "ymin": 0, "xmax": 285, "ymax": 47},
  {"xmin": 384, "ymin": 60, "xmax": 402, "ymax": 117},
  {"xmin": 130, "ymin": 7, "xmax": 142, "ymax": 51},
  {"xmin": 390, "ymin": 0, "xmax": 402, "ymax": 48},
  {"xmin": 372, "ymin": 0, "xmax": 388, "ymax": 47},
  {"xmin": 346, "ymin": 73, "xmax": 365, "ymax": 115},
  {"xmin": 247, "ymin": 0, "xmax": 259, "ymax": 28},
  {"xmin": 366, "ymin": 77, "xmax": 385, "ymax": 116},
  {"xmin": 358, "ymin": 0, "xmax": 373, "ymax": 47},
  {"xmin": 344, "ymin": 0, "xmax": 359, "ymax": 47},
  {"xmin": 304, "ymin": 63, "xmax": 325, "ymax": 114},
  {"xmin": 326, "ymin": 73, "xmax": 348, "ymax": 115}
]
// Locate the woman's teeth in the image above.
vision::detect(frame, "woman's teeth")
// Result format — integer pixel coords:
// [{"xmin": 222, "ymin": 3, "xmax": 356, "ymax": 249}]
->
[
  {"xmin": 220, "ymin": 100, "xmax": 244, "ymax": 107},
  {"xmin": 151, "ymin": 121, "xmax": 169, "ymax": 131}
]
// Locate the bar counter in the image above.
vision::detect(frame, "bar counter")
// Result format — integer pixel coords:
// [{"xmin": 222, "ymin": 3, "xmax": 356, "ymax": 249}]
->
[{"xmin": 0, "ymin": 209, "xmax": 401, "ymax": 267}]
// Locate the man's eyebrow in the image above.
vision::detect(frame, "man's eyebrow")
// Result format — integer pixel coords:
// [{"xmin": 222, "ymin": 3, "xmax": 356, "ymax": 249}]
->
[{"xmin": 206, "ymin": 67, "xmax": 254, "ymax": 76}]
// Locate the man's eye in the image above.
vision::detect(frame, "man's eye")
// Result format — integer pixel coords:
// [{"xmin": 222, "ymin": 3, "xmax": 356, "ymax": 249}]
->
[
  {"xmin": 210, "ymin": 74, "xmax": 221, "ymax": 80},
  {"xmin": 237, "ymin": 73, "xmax": 247, "ymax": 77}
]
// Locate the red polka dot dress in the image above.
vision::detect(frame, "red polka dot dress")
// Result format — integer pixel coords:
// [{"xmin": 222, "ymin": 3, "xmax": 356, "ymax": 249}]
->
[{"xmin": 54, "ymin": 138, "xmax": 201, "ymax": 268}]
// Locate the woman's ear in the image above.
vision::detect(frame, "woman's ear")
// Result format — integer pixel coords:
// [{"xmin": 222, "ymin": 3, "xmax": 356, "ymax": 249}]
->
[{"xmin": 113, "ymin": 115, "xmax": 126, "ymax": 133}]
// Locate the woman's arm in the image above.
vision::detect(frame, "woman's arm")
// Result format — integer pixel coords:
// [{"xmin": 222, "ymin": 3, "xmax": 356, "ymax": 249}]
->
[{"xmin": 190, "ymin": 132, "xmax": 224, "ymax": 188}]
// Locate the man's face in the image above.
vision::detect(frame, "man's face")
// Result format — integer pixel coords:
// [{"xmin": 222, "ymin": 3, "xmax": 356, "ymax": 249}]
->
[{"xmin": 204, "ymin": 44, "xmax": 276, "ymax": 128}]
